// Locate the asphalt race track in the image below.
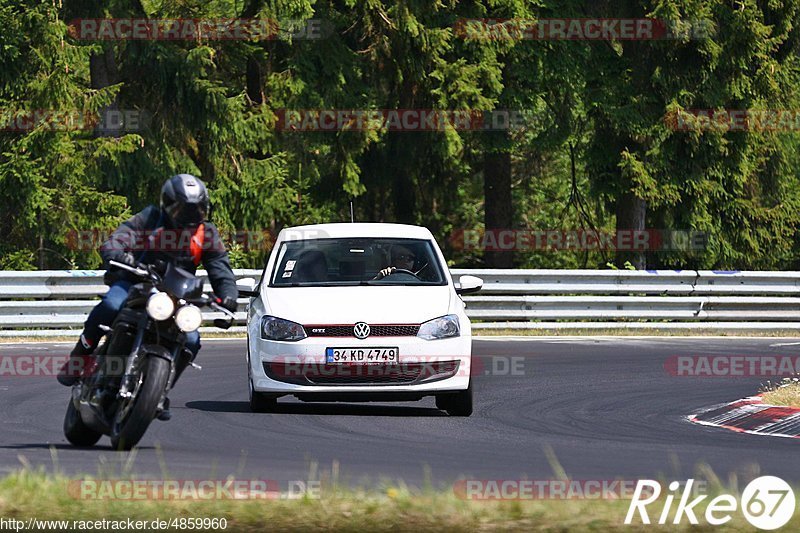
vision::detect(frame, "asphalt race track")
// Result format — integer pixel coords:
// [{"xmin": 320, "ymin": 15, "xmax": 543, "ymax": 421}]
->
[{"xmin": 0, "ymin": 337, "xmax": 798, "ymax": 488}]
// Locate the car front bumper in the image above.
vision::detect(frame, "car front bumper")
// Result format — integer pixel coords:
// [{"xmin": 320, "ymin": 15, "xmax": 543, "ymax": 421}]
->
[{"xmin": 249, "ymin": 335, "xmax": 471, "ymax": 395}]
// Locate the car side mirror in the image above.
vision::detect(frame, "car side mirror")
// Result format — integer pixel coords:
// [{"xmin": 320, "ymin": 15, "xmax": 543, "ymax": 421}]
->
[
  {"xmin": 237, "ymin": 277, "xmax": 258, "ymax": 297},
  {"xmin": 455, "ymin": 275, "xmax": 482, "ymax": 295}
]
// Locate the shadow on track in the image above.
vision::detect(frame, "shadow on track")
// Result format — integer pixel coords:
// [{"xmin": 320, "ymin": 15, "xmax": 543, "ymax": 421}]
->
[
  {"xmin": 0, "ymin": 443, "xmax": 156, "ymax": 451},
  {"xmin": 185, "ymin": 400, "xmax": 446, "ymax": 417}
]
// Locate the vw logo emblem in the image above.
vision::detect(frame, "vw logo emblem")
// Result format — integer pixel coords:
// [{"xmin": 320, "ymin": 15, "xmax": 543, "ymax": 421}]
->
[{"xmin": 353, "ymin": 322, "xmax": 371, "ymax": 339}]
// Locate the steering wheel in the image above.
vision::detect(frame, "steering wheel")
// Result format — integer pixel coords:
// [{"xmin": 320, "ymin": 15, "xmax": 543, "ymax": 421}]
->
[
  {"xmin": 388, "ymin": 268, "xmax": 421, "ymax": 279},
  {"xmin": 372, "ymin": 268, "xmax": 422, "ymax": 281}
]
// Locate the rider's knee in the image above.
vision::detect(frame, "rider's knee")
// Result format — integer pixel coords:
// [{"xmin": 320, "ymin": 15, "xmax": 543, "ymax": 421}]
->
[{"xmin": 99, "ymin": 282, "xmax": 131, "ymax": 313}]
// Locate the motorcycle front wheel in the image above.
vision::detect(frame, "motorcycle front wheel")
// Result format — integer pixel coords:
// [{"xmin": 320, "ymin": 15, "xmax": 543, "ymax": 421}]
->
[{"xmin": 110, "ymin": 355, "xmax": 170, "ymax": 451}]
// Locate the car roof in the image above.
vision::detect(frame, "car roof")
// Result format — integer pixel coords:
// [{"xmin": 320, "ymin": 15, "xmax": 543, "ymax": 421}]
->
[{"xmin": 276, "ymin": 223, "xmax": 435, "ymax": 241}]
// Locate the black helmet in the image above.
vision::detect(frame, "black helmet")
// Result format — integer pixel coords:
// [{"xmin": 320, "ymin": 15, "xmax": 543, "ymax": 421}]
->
[{"xmin": 160, "ymin": 174, "xmax": 209, "ymax": 229}]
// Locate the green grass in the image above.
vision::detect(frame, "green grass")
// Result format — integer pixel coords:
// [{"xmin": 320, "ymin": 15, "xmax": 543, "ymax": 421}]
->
[
  {"xmin": 761, "ymin": 379, "xmax": 800, "ymax": 408},
  {"xmin": 1, "ymin": 468, "xmax": 798, "ymax": 532}
]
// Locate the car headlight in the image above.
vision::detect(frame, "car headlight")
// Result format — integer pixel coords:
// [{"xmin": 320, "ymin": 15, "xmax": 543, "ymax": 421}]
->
[
  {"xmin": 261, "ymin": 316, "xmax": 307, "ymax": 341},
  {"xmin": 417, "ymin": 314, "xmax": 460, "ymax": 340},
  {"xmin": 146, "ymin": 291, "xmax": 175, "ymax": 321},
  {"xmin": 175, "ymin": 304, "xmax": 203, "ymax": 332}
]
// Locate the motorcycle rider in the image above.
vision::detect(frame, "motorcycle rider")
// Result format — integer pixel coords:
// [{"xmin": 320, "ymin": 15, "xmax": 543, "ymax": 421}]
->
[{"xmin": 57, "ymin": 174, "xmax": 238, "ymax": 420}]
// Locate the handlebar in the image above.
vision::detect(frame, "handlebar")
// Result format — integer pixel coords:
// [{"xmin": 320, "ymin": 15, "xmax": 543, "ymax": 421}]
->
[
  {"xmin": 196, "ymin": 294, "xmax": 237, "ymax": 319},
  {"xmin": 206, "ymin": 295, "xmax": 236, "ymax": 330},
  {"xmin": 109, "ymin": 259, "xmax": 237, "ymax": 324},
  {"xmin": 108, "ymin": 259, "xmax": 150, "ymax": 278}
]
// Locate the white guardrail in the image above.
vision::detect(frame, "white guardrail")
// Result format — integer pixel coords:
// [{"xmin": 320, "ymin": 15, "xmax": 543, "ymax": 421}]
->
[{"xmin": 1, "ymin": 269, "xmax": 800, "ymax": 336}]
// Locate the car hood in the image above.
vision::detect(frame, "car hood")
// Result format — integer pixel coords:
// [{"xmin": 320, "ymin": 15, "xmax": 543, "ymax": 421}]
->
[{"xmin": 263, "ymin": 285, "xmax": 452, "ymax": 324}]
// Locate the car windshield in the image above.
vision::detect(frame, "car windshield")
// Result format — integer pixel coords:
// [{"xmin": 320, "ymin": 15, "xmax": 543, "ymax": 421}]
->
[{"xmin": 269, "ymin": 238, "xmax": 447, "ymax": 287}]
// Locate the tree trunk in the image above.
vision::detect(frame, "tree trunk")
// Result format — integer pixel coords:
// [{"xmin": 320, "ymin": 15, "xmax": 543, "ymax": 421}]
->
[
  {"xmin": 389, "ymin": 132, "xmax": 415, "ymax": 224},
  {"xmin": 390, "ymin": 77, "xmax": 417, "ymax": 224},
  {"xmin": 243, "ymin": 0, "xmax": 267, "ymax": 105},
  {"xmin": 483, "ymin": 130, "xmax": 513, "ymax": 268},
  {"xmin": 89, "ymin": 47, "xmax": 119, "ymax": 138},
  {"xmin": 246, "ymin": 56, "xmax": 265, "ymax": 105},
  {"xmin": 615, "ymin": 191, "xmax": 646, "ymax": 269}
]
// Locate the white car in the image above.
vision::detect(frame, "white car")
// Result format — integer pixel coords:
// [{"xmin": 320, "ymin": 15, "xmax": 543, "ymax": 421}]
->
[{"xmin": 237, "ymin": 223, "xmax": 482, "ymax": 416}]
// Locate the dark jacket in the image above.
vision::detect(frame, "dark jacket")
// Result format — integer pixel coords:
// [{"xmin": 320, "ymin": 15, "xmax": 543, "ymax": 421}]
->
[{"xmin": 100, "ymin": 205, "xmax": 238, "ymax": 301}]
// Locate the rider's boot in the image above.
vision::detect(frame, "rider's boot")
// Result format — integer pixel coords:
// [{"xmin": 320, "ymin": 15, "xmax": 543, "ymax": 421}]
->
[
  {"xmin": 156, "ymin": 397, "xmax": 172, "ymax": 421},
  {"xmin": 57, "ymin": 334, "xmax": 96, "ymax": 387},
  {"xmin": 156, "ymin": 349, "xmax": 193, "ymax": 421}
]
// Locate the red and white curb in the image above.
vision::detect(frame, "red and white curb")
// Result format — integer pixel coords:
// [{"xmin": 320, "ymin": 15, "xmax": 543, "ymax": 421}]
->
[{"xmin": 688, "ymin": 396, "xmax": 800, "ymax": 439}]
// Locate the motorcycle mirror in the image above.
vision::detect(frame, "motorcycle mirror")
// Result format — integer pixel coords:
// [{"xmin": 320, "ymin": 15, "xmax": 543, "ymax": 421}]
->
[{"xmin": 152, "ymin": 259, "xmax": 168, "ymax": 275}]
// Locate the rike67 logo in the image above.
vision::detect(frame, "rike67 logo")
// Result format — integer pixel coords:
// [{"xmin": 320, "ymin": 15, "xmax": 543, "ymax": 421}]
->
[{"xmin": 625, "ymin": 476, "xmax": 795, "ymax": 530}]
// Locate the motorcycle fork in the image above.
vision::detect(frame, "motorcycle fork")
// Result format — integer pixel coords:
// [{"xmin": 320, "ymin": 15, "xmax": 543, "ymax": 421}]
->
[
  {"xmin": 118, "ymin": 318, "xmax": 148, "ymax": 399},
  {"xmin": 168, "ymin": 344, "xmax": 183, "ymax": 388}
]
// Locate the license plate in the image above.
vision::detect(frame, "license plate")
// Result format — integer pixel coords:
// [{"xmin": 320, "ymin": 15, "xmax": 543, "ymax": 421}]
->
[{"xmin": 325, "ymin": 347, "xmax": 399, "ymax": 364}]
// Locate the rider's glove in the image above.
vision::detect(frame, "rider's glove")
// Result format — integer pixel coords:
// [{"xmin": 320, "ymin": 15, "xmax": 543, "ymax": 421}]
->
[
  {"xmin": 220, "ymin": 296, "xmax": 238, "ymax": 312},
  {"xmin": 111, "ymin": 252, "xmax": 136, "ymax": 268}
]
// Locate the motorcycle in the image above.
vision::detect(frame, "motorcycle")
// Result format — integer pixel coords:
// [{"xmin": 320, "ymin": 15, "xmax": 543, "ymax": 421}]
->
[{"xmin": 63, "ymin": 260, "xmax": 236, "ymax": 451}]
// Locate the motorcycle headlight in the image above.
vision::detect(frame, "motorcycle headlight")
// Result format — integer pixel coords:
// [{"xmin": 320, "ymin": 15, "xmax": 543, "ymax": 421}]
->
[
  {"xmin": 417, "ymin": 314, "xmax": 460, "ymax": 340},
  {"xmin": 261, "ymin": 316, "xmax": 307, "ymax": 342},
  {"xmin": 146, "ymin": 291, "xmax": 175, "ymax": 321},
  {"xmin": 175, "ymin": 304, "xmax": 203, "ymax": 332}
]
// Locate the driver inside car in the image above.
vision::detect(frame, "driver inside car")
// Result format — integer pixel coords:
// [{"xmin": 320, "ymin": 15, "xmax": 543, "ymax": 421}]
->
[{"xmin": 374, "ymin": 244, "xmax": 417, "ymax": 279}]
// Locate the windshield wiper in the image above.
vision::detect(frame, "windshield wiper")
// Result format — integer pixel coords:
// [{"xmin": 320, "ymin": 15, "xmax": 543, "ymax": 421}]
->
[
  {"xmin": 286, "ymin": 281, "xmax": 365, "ymax": 287},
  {"xmin": 364, "ymin": 280, "xmax": 425, "ymax": 286}
]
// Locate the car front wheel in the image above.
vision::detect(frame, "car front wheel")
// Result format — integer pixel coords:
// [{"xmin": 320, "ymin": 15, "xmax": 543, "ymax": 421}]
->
[
  {"xmin": 249, "ymin": 379, "xmax": 278, "ymax": 413},
  {"xmin": 436, "ymin": 381, "xmax": 473, "ymax": 417},
  {"xmin": 248, "ymin": 352, "xmax": 277, "ymax": 413}
]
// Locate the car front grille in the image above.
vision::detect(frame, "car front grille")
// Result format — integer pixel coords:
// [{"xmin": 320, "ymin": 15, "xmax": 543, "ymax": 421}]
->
[
  {"xmin": 263, "ymin": 360, "xmax": 459, "ymax": 386},
  {"xmin": 304, "ymin": 324, "xmax": 420, "ymax": 337}
]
